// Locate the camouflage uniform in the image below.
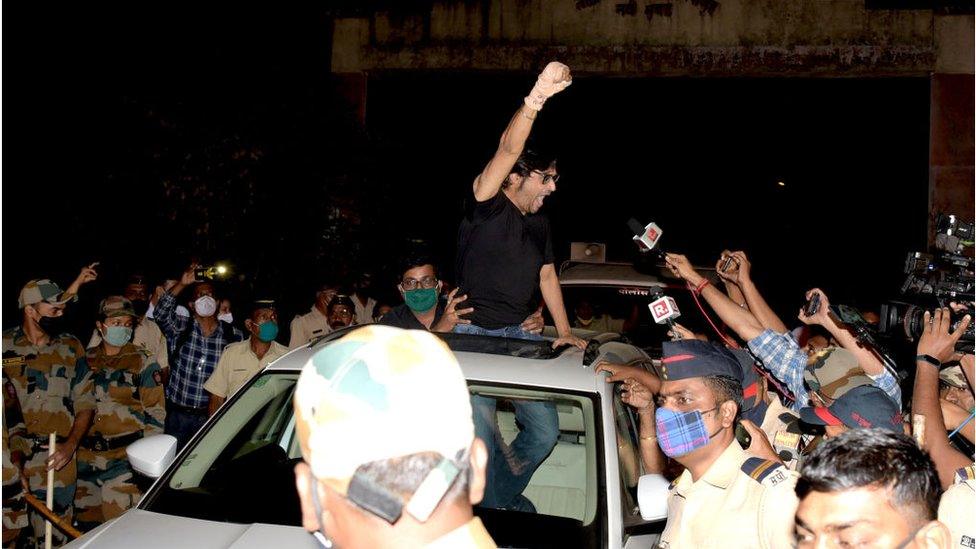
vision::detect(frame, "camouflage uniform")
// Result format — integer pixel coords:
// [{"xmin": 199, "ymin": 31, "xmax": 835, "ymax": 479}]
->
[
  {"xmin": 2, "ymin": 371, "xmax": 29, "ymax": 548},
  {"xmin": 74, "ymin": 297, "xmax": 166, "ymax": 531},
  {"xmin": 1, "ymin": 327, "xmax": 95, "ymax": 547}
]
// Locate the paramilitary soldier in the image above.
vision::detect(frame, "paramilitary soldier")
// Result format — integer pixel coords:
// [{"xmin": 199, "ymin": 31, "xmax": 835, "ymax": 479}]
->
[
  {"xmin": 654, "ymin": 339, "xmax": 799, "ymax": 549},
  {"xmin": 74, "ymin": 296, "xmax": 165, "ymax": 531},
  {"xmin": 2, "ymin": 279, "xmax": 96, "ymax": 547},
  {"xmin": 3, "ymin": 368, "xmax": 30, "ymax": 548}
]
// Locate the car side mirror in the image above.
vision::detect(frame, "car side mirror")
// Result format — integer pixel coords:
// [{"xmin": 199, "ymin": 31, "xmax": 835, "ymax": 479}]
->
[
  {"xmin": 637, "ymin": 473, "xmax": 670, "ymax": 521},
  {"xmin": 127, "ymin": 434, "xmax": 178, "ymax": 478}
]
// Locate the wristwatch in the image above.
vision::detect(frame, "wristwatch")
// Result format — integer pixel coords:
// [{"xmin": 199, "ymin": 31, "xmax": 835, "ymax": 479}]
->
[{"xmin": 916, "ymin": 354, "xmax": 941, "ymax": 368}]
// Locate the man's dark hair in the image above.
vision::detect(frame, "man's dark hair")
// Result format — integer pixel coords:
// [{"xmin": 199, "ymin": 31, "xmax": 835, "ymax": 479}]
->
[
  {"xmin": 796, "ymin": 429, "xmax": 940, "ymax": 528},
  {"xmin": 355, "ymin": 450, "xmax": 471, "ymax": 507},
  {"xmin": 703, "ymin": 375, "xmax": 743, "ymax": 418},
  {"xmin": 399, "ymin": 254, "xmax": 438, "ymax": 280},
  {"xmin": 501, "ymin": 148, "xmax": 558, "ymax": 190}
]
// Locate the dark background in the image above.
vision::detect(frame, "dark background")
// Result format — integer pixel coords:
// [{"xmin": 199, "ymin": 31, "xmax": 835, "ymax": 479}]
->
[{"xmin": 3, "ymin": 4, "xmax": 931, "ymax": 338}]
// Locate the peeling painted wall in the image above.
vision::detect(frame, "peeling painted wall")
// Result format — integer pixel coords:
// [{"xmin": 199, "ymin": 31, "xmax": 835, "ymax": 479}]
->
[{"xmin": 330, "ymin": 0, "xmax": 971, "ymax": 76}]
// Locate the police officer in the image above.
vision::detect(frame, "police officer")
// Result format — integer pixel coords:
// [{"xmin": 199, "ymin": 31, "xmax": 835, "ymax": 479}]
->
[
  {"xmin": 655, "ymin": 339, "xmax": 798, "ymax": 549},
  {"xmin": 2, "ymin": 370, "xmax": 29, "ymax": 548},
  {"xmin": 2, "ymin": 279, "xmax": 96, "ymax": 547},
  {"xmin": 939, "ymin": 464, "xmax": 975, "ymax": 548},
  {"xmin": 74, "ymin": 296, "xmax": 165, "ymax": 532},
  {"xmin": 288, "ymin": 282, "xmax": 340, "ymax": 348}
]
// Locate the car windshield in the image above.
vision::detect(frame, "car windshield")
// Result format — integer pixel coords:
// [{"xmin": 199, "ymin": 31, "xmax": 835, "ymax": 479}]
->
[{"xmin": 141, "ymin": 372, "xmax": 607, "ymax": 549}]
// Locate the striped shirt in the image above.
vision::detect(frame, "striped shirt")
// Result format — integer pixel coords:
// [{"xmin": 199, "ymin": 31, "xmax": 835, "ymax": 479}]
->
[{"xmin": 747, "ymin": 329, "xmax": 901, "ymax": 412}]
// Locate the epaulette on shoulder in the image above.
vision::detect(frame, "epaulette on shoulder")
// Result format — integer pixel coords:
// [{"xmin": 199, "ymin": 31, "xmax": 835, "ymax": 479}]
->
[
  {"xmin": 955, "ymin": 465, "xmax": 976, "ymax": 483},
  {"xmin": 741, "ymin": 457, "xmax": 789, "ymax": 487}
]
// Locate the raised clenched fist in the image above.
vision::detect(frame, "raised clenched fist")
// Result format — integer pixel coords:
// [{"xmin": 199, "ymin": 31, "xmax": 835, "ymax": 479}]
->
[{"xmin": 525, "ymin": 61, "xmax": 573, "ymax": 111}]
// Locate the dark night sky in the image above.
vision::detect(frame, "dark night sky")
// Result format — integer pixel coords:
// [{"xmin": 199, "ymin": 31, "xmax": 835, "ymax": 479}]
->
[{"xmin": 3, "ymin": 4, "xmax": 932, "ymax": 336}]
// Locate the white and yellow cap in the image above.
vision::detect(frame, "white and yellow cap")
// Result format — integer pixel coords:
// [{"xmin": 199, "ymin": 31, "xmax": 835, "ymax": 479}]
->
[{"xmin": 293, "ymin": 325, "xmax": 473, "ymax": 520}]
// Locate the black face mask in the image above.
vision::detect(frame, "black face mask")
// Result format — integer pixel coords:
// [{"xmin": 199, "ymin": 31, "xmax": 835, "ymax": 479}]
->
[
  {"xmin": 37, "ymin": 315, "xmax": 62, "ymax": 333},
  {"xmin": 130, "ymin": 300, "xmax": 149, "ymax": 317}
]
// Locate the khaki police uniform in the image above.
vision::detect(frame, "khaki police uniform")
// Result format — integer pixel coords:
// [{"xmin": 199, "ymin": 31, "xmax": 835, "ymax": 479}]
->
[
  {"xmin": 660, "ymin": 440, "xmax": 799, "ymax": 549},
  {"xmin": 758, "ymin": 396, "xmax": 803, "ymax": 471},
  {"xmin": 203, "ymin": 339, "xmax": 289, "ymax": 399},
  {"xmin": 87, "ymin": 317, "xmax": 169, "ymax": 370},
  {"xmin": 74, "ymin": 343, "xmax": 165, "ymax": 531},
  {"xmin": 939, "ymin": 464, "xmax": 975, "ymax": 549},
  {"xmin": 353, "ymin": 295, "xmax": 377, "ymax": 327},
  {"xmin": 289, "ymin": 307, "xmax": 332, "ymax": 349},
  {"xmin": 2, "ymin": 327, "xmax": 96, "ymax": 547}
]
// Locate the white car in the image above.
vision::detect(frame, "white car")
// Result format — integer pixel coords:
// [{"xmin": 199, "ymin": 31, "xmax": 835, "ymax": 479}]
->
[{"xmin": 66, "ymin": 330, "xmax": 670, "ymax": 549}]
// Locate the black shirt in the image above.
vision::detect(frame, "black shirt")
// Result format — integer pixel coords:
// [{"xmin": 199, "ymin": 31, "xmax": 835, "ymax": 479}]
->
[
  {"xmin": 377, "ymin": 302, "xmax": 445, "ymax": 331},
  {"xmin": 456, "ymin": 191, "xmax": 554, "ymax": 329}
]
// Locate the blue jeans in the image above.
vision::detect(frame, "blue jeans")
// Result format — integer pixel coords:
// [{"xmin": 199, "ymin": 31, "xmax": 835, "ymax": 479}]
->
[
  {"xmin": 456, "ymin": 323, "xmax": 558, "ymax": 510},
  {"xmin": 164, "ymin": 401, "xmax": 208, "ymax": 451},
  {"xmin": 452, "ymin": 323, "xmax": 543, "ymax": 341}
]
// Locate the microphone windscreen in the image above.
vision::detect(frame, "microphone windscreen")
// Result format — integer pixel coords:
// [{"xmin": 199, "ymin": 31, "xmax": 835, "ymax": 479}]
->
[{"xmin": 627, "ymin": 218, "xmax": 644, "ymax": 235}]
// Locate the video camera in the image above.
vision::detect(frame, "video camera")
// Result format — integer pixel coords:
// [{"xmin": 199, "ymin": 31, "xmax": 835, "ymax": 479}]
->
[{"xmin": 879, "ymin": 213, "xmax": 975, "ymax": 354}]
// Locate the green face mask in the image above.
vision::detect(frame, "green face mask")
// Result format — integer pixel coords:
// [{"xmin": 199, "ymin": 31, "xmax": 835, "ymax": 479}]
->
[{"xmin": 404, "ymin": 288, "xmax": 438, "ymax": 313}]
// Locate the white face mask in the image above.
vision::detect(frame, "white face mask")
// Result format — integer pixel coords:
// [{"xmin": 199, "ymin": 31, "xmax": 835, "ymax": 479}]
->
[
  {"xmin": 194, "ymin": 295, "xmax": 217, "ymax": 317},
  {"xmin": 218, "ymin": 312, "xmax": 234, "ymax": 324}
]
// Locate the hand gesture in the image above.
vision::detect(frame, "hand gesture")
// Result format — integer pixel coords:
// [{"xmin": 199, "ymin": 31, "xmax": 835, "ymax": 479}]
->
[
  {"xmin": 180, "ymin": 264, "xmax": 199, "ymax": 286},
  {"xmin": 525, "ymin": 62, "xmax": 572, "ymax": 110},
  {"xmin": 740, "ymin": 419, "xmax": 781, "ymax": 464},
  {"xmin": 595, "ymin": 361, "xmax": 644, "ymax": 383},
  {"xmin": 667, "ymin": 322, "xmax": 707, "ymax": 342},
  {"xmin": 74, "ymin": 262, "xmax": 99, "ymax": 286},
  {"xmin": 716, "ymin": 251, "xmax": 751, "ymax": 285},
  {"xmin": 521, "ymin": 305, "xmax": 545, "ymax": 335},
  {"xmin": 664, "ymin": 253, "xmax": 702, "ymax": 285},
  {"xmin": 552, "ymin": 333, "xmax": 587, "ymax": 351},
  {"xmin": 917, "ymin": 308, "xmax": 972, "ymax": 363},
  {"xmin": 797, "ymin": 288, "xmax": 831, "ymax": 327},
  {"xmin": 621, "ymin": 379, "xmax": 654, "ymax": 411},
  {"xmin": 44, "ymin": 441, "xmax": 77, "ymax": 472},
  {"xmin": 432, "ymin": 289, "xmax": 474, "ymax": 332}
]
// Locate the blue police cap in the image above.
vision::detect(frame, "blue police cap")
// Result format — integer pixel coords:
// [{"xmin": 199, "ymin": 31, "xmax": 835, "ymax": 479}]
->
[{"xmin": 660, "ymin": 340, "xmax": 743, "ymax": 383}]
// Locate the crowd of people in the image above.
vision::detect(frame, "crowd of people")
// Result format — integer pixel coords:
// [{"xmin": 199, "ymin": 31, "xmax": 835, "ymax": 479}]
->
[{"xmin": 2, "ymin": 59, "xmax": 973, "ymax": 549}]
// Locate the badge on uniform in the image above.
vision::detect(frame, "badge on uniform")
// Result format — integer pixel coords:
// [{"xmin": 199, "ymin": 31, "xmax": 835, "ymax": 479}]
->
[{"xmin": 742, "ymin": 457, "xmax": 788, "ymax": 487}]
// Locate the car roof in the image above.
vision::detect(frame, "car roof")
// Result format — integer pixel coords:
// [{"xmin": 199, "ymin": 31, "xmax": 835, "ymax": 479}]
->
[
  {"xmin": 266, "ymin": 332, "xmax": 608, "ymax": 394},
  {"xmin": 559, "ymin": 260, "xmax": 718, "ymax": 291}
]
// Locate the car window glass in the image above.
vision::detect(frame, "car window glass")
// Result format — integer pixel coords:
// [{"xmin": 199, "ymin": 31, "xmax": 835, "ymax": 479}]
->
[
  {"xmin": 145, "ymin": 373, "xmax": 303, "ymax": 526},
  {"xmin": 468, "ymin": 384, "xmax": 606, "ymax": 549},
  {"xmin": 612, "ymin": 385, "xmax": 643, "ymax": 540}
]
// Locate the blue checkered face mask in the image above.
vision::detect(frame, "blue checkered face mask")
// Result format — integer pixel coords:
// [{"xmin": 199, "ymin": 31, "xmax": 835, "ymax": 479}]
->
[{"xmin": 654, "ymin": 406, "xmax": 722, "ymax": 458}]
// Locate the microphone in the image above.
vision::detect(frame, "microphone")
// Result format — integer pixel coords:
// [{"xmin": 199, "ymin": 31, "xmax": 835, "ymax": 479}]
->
[
  {"xmin": 648, "ymin": 288, "xmax": 682, "ymax": 339},
  {"xmin": 628, "ymin": 218, "xmax": 665, "ymax": 258}
]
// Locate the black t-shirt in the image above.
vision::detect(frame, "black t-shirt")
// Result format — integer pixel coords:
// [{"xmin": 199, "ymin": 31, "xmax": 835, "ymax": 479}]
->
[
  {"xmin": 377, "ymin": 302, "xmax": 445, "ymax": 331},
  {"xmin": 456, "ymin": 191, "xmax": 554, "ymax": 329}
]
